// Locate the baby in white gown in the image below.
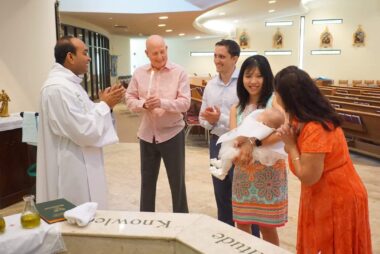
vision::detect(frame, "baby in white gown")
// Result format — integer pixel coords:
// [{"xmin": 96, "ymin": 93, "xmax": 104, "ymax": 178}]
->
[{"xmin": 210, "ymin": 107, "xmax": 286, "ymax": 180}]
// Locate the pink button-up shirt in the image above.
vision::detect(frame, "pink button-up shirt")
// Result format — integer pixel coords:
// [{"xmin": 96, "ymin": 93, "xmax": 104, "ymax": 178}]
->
[{"xmin": 125, "ymin": 62, "xmax": 190, "ymax": 143}]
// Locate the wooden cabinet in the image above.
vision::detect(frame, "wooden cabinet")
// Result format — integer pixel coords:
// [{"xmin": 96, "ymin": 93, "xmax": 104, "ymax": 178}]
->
[{"xmin": 0, "ymin": 128, "xmax": 36, "ymax": 208}]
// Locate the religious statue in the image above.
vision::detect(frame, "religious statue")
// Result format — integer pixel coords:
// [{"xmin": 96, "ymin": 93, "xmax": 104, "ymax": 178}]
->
[
  {"xmin": 320, "ymin": 27, "xmax": 333, "ymax": 48},
  {"xmin": 239, "ymin": 30, "xmax": 249, "ymax": 49},
  {"xmin": 272, "ymin": 28, "xmax": 283, "ymax": 49},
  {"xmin": 0, "ymin": 89, "xmax": 11, "ymax": 117},
  {"xmin": 353, "ymin": 25, "xmax": 365, "ymax": 47}
]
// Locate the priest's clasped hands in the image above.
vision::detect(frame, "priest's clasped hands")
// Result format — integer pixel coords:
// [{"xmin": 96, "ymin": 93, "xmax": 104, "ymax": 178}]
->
[{"xmin": 99, "ymin": 84, "xmax": 125, "ymax": 109}]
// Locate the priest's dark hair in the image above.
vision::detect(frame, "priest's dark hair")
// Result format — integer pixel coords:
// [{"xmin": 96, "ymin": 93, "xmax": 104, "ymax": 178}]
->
[
  {"xmin": 215, "ymin": 39, "xmax": 240, "ymax": 57},
  {"xmin": 237, "ymin": 55, "xmax": 274, "ymax": 111},
  {"xmin": 54, "ymin": 36, "xmax": 77, "ymax": 65},
  {"xmin": 274, "ymin": 66, "xmax": 341, "ymax": 130}
]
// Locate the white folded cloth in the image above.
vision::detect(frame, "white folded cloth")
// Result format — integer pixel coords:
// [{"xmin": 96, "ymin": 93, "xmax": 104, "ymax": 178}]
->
[
  {"xmin": 64, "ymin": 202, "xmax": 98, "ymax": 227},
  {"xmin": 21, "ymin": 111, "xmax": 39, "ymax": 146}
]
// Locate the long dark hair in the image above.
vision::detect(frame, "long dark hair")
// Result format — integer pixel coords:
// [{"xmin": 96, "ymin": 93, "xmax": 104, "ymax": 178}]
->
[
  {"xmin": 274, "ymin": 66, "xmax": 341, "ymax": 130},
  {"xmin": 237, "ymin": 55, "xmax": 274, "ymax": 111}
]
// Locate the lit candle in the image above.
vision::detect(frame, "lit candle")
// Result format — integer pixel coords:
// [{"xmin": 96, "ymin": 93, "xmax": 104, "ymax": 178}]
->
[{"xmin": 147, "ymin": 70, "xmax": 154, "ymax": 97}]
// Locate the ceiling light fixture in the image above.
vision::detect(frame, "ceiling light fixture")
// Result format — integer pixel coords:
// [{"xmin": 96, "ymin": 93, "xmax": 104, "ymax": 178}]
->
[
  {"xmin": 159, "ymin": 16, "xmax": 168, "ymax": 20},
  {"xmin": 219, "ymin": 12, "xmax": 226, "ymax": 16},
  {"xmin": 233, "ymin": 20, "xmax": 239, "ymax": 23},
  {"xmin": 264, "ymin": 50, "xmax": 292, "ymax": 56},
  {"xmin": 268, "ymin": 9, "xmax": 275, "ymax": 13},
  {"xmin": 165, "ymin": 29, "xmax": 173, "ymax": 32},
  {"xmin": 265, "ymin": 21, "xmax": 293, "ymax": 26},
  {"xmin": 312, "ymin": 19, "xmax": 343, "ymax": 25},
  {"xmin": 311, "ymin": 49, "xmax": 341, "ymax": 55},
  {"xmin": 240, "ymin": 51, "xmax": 258, "ymax": 56},
  {"xmin": 195, "ymin": 36, "xmax": 201, "ymax": 39},
  {"xmin": 179, "ymin": 33, "xmax": 185, "ymax": 36},
  {"xmin": 158, "ymin": 24, "xmax": 166, "ymax": 27},
  {"xmin": 268, "ymin": 0, "xmax": 276, "ymax": 4},
  {"xmin": 108, "ymin": 17, "xmax": 113, "ymax": 20}
]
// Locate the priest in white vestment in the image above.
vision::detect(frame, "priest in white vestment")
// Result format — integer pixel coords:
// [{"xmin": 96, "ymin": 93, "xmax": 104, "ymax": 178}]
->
[{"xmin": 36, "ymin": 36, "xmax": 125, "ymax": 209}]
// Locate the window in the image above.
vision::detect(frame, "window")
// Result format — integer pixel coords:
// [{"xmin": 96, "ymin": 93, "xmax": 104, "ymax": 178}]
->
[{"xmin": 61, "ymin": 24, "xmax": 111, "ymax": 100}]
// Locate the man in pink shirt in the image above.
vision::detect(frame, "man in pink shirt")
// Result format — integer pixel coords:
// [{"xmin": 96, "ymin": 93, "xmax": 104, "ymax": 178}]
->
[{"xmin": 125, "ymin": 35, "xmax": 190, "ymax": 213}]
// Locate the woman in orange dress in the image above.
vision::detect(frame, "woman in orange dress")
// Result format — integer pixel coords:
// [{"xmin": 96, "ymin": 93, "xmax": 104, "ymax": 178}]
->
[{"xmin": 274, "ymin": 66, "xmax": 372, "ymax": 254}]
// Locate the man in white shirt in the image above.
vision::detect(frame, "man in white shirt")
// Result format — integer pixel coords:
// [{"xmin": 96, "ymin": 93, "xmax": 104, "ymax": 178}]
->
[
  {"xmin": 36, "ymin": 36, "xmax": 124, "ymax": 209},
  {"xmin": 199, "ymin": 39, "xmax": 259, "ymax": 236}
]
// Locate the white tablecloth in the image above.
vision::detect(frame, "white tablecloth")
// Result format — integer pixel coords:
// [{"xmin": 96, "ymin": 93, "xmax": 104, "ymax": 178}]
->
[
  {"xmin": 0, "ymin": 214, "xmax": 65, "ymax": 254},
  {"xmin": 0, "ymin": 113, "xmax": 22, "ymax": 131}
]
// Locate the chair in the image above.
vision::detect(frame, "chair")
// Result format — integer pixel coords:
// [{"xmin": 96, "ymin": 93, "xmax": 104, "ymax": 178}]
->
[
  {"xmin": 352, "ymin": 80, "xmax": 363, "ymax": 87},
  {"xmin": 364, "ymin": 80, "xmax": 374, "ymax": 85},
  {"xmin": 338, "ymin": 80, "xmax": 348, "ymax": 86},
  {"xmin": 184, "ymin": 100, "xmax": 209, "ymax": 144}
]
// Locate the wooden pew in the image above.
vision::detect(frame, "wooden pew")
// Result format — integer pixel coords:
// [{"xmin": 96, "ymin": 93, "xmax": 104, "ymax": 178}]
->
[
  {"xmin": 336, "ymin": 108, "xmax": 380, "ymax": 159},
  {"xmin": 319, "ymin": 87, "xmax": 380, "ymax": 102},
  {"xmin": 318, "ymin": 85, "xmax": 380, "ymax": 94},
  {"xmin": 319, "ymin": 83, "xmax": 380, "ymax": 92},
  {"xmin": 334, "ymin": 92, "xmax": 380, "ymax": 102},
  {"xmin": 330, "ymin": 100, "xmax": 380, "ymax": 114},
  {"xmin": 326, "ymin": 95, "xmax": 380, "ymax": 107}
]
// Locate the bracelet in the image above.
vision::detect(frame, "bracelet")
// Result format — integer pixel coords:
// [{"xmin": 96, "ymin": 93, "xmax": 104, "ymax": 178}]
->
[{"xmin": 292, "ymin": 156, "xmax": 300, "ymax": 162}]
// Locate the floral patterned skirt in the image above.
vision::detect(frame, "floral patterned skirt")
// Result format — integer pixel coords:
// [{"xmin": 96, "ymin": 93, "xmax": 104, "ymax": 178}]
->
[{"xmin": 232, "ymin": 159, "xmax": 288, "ymax": 227}]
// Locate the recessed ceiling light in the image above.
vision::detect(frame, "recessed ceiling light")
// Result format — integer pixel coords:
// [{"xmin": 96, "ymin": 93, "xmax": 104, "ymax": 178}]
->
[
  {"xmin": 165, "ymin": 29, "xmax": 173, "ymax": 32},
  {"xmin": 195, "ymin": 36, "xmax": 201, "ymax": 39},
  {"xmin": 268, "ymin": 9, "xmax": 275, "ymax": 13},
  {"xmin": 159, "ymin": 16, "xmax": 168, "ymax": 20},
  {"xmin": 268, "ymin": 0, "xmax": 276, "ymax": 4},
  {"xmin": 219, "ymin": 12, "xmax": 226, "ymax": 16},
  {"xmin": 158, "ymin": 24, "xmax": 166, "ymax": 27},
  {"xmin": 113, "ymin": 24, "xmax": 128, "ymax": 29},
  {"xmin": 179, "ymin": 33, "xmax": 185, "ymax": 36},
  {"xmin": 233, "ymin": 20, "xmax": 239, "ymax": 23}
]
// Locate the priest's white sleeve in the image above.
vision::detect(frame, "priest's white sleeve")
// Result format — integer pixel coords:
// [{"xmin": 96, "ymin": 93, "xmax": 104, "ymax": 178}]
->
[{"xmin": 45, "ymin": 87, "xmax": 118, "ymax": 148}]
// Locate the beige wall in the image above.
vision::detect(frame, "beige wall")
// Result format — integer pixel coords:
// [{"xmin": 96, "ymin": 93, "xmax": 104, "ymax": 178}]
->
[
  {"xmin": 62, "ymin": 0, "xmax": 380, "ymax": 82},
  {"xmin": 0, "ymin": 0, "xmax": 56, "ymax": 113},
  {"xmin": 109, "ymin": 35, "xmax": 131, "ymax": 83},
  {"xmin": 157, "ymin": 0, "xmax": 380, "ymax": 81},
  {"xmin": 303, "ymin": 0, "xmax": 380, "ymax": 81}
]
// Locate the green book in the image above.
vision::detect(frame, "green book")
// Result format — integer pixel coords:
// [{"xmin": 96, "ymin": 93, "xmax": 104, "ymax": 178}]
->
[{"xmin": 36, "ymin": 198, "xmax": 76, "ymax": 224}]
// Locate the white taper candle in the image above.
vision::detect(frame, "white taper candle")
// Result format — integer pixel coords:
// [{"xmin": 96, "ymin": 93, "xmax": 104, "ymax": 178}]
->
[{"xmin": 147, "ymin": 70, "xmax": 154, "ymax": 97}]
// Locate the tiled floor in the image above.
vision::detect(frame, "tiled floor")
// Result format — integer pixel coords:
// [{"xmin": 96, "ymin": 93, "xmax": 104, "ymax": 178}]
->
[{"xmin": 1, "ymin": 104, "xmax": 379, "ymax": 253}]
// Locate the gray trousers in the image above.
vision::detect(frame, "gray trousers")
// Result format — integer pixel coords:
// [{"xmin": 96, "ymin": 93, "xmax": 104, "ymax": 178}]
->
[{"xmin": 139, "ymin": 130, "xmax": 189, "ymax": 213}]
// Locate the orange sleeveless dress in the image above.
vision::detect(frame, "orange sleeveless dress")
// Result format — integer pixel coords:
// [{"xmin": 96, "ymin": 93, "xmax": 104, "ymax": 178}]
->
[{"xmin": 289, "ymin": 122, "xmax": 372, "ymax": 254}]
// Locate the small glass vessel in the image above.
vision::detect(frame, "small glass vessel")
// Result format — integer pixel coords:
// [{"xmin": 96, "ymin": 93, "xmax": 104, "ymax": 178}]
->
[
  {"xmin": 20, "ymin": 194, "xmax": 41, "ymax": 229},
  {"xmin": 0, "ymin": 214, "xmax": 5, "ymax": 233}
]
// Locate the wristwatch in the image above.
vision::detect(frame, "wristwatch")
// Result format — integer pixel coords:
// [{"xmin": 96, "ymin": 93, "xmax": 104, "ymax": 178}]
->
[{"xmin": 255, "ymin": 139, "xmax": 262, "ymax": 147}]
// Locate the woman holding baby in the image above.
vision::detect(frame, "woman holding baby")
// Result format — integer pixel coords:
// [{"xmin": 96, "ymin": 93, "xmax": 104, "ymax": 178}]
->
[
  {"xmin": 230, "ymin": 55, "xmax": 288, "ymax": 246},
  {"xmin": 275, "ymin": 66, "xmax": 371, "ymax": 253}
]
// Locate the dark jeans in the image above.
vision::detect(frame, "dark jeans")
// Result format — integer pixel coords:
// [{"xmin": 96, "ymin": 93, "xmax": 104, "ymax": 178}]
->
[
  {"xmin": 140, "ymin": 130, "xmax": 188, "ymax": 213},
  {"xmin": 210, "ymin": 134, "xmax": 260, "ymax": 237}
]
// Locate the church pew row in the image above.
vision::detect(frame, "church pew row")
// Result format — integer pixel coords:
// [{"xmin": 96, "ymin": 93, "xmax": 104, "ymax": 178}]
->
[
  {"xmin": 336, "ymin": 108, "xmax": 380, "ymax": 159},
  {"xmin": 317, "ymin": 84, "xmax": 380, "ymax": 94},
  {"xmin": 320, "ymin": 88, "xmax": 380, "ymax": 102},
  {"xmin": 330, "ymin": 100, "xmax": 380, "ymax": 114},
  {"xmin": 318, "ymin": 86, "xmax": 380, "ymax": 97},
  {"xmin": 325, "ymin": 95, "xmax": 380, "ymax": 107},
  {"xmin": 333, "ymin": 92, "xmax": 380, "ymax": 102}
]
